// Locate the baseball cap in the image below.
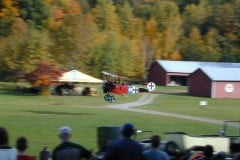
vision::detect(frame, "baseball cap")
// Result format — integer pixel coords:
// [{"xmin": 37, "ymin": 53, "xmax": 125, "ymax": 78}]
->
[
  {"xmin": 59, "ymin": 126, "xmax": 72, "ymax": 135},
  {"xmin": 121, "ymin": 123, "xmax": 135, "ymax": 137}
]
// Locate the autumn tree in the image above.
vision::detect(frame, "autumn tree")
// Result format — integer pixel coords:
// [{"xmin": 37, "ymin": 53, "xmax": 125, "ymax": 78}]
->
[
  {"xmin": 172, "ymin": 0, "xmax": 200, "ymax": 13},
  {"xmin": 180, "ymin": 26, "xmax": 221, "ymax": 61},
  {"xmin": 202, "ymin": 28, "xmax": 221, "ymax": 61},
  {"xmin": 143, "ymin": 18, "xmax": 158, "ymax": 69},
  {"xmin": 151, "ymin": 1, "xmax": 180, "ymax": 32},
  {"xmin": 1, "ymin": 0, "xmax": 240, "ymax": 81},
  {"xmin": 48, "ymin": 0, "xmax": 82, "ymax": 69},
  {"xmin": 49, "ymin": 18, "xmax": 78, "ymax": 68},
  {"xmin": 0, "ymin": 18, "xmax": 28, "ymax": 79},
  {"xmin": 91, "ymin": 0, "xmax": 120, "ymax": 32},
  {"xmin": 116, "ymin": 2, "xmax": 134, "ymax": 37},
  {"xmin": 182, "ymin": 0, "xmax": 210, "ymax": 35},
  {"xmin": 143, "ymin": 1, "xmax": 183, "ymax": 64},
  {"xmin": 180, "ymin": 27, "xmax": 203, "ymax": 60},
  {"xmin": 0, "ymin": 22, "xmax": 52, "ymax": 80},
  {"xmin": 78, "ymin": 0, "xmax": 91, "ymax": 14},
  {"xmin": 0, "ymin": 0, "xmax": 19, "ymax": 36},
  {"xmin": 74, "ymin": 14, "xmax": 99, "ymax": 70},
  {"xmin": 85, "ymin": 32, "xmax": 118, "ymax": 77},
  {"xmin": 116, "ymin": 1, "xmax": 145, "ymax": 78},
  {"xmin": 24, "ymin": 61, "xmax": 63, "ymax": 95}
]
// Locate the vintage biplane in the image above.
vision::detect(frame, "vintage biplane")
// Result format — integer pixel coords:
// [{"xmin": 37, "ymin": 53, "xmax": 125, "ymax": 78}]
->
[{"xmin": 102, "ymin": 71, "xmax": 156, "ymax": 102}]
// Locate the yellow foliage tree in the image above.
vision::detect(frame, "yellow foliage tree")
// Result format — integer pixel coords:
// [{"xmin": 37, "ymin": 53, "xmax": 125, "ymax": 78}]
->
[{"xmin": 0, "ymin": 0, "xmax": 19, "ymax": 18}]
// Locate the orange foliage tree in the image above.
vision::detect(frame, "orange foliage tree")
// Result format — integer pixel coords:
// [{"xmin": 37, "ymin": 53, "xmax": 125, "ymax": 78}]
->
[{"xmin": 24, "ymin": 61, "xmax": 64, "ymax": 95}]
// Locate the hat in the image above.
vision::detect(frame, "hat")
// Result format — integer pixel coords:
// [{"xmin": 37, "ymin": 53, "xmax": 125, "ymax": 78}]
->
[
  {"xmin": 121, "ymin": 123, "xmax": 135, "ymax": 137},
  {"xmin": 59, "ymin": 126, "xmax": 72, "ymax": 135}
]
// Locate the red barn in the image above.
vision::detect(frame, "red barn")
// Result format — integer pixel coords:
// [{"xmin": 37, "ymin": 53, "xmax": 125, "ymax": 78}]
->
[
  {"xmin": 189, "ymin": 67, "xmax": 240, "ymax": 98},
  {"xmin": 148, "ymin": 60, "xmax": 197, "ymax": 86},
  {"xmin": 148, "ymin": 60, "xmax": 240, "ymax": 86}
]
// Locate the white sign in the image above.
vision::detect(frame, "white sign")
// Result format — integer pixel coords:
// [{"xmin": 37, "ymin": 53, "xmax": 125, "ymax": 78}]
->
[
  {"xmin": 199, "ymin": 101, "xmax": 208, "ymax": 106},
  {"xmin": 224, "ymin": 84, "xmax": 234, "ymax": 93},
  {"xmin": 147, "ymin": 82, "xmax": 156, "ymax": 92}
]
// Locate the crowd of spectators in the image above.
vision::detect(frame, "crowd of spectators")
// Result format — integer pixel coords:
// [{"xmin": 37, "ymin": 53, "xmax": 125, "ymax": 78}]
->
[{"xmin": 0, "ymin": 124, "xmax": 240, "ymax": 160}]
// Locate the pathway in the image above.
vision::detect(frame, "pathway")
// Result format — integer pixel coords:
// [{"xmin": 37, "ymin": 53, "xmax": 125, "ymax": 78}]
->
[{"xmin": 107, "ymin": 93, "xmax": 239, "ymax": 128}]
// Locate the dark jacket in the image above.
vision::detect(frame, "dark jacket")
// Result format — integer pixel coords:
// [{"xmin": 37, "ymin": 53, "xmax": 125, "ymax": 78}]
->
[{"xmin": 104, "ymin": 138, "xmax": 144, "ymax": 160}]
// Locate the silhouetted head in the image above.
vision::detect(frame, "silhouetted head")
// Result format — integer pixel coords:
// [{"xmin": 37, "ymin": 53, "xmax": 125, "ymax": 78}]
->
[
  {"xmin": 151, "ymin": 135, "xmax": 160, "ymax": 148},
  {"xmin": 16, "ymin": 136, "xmax": 28, "ymax": 152},
  {"xmin": 203, "ymin": 145, "xmax": 214, "ymax": 158},
  {"xmin": 121, "ymin": 123, "xmax": 135, "ymax": 138},
  {"xmin": 0, "ymin": 127, "xmax": 9, "ymax": 146}
]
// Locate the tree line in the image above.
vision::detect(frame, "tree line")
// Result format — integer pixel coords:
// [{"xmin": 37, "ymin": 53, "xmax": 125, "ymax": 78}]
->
[{"xmin": 0, "ymin": 0, "xmax": 240, "ymax": 80}]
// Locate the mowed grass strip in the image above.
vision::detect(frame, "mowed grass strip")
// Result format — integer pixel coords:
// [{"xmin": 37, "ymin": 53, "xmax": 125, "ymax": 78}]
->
[
  {"xmin": 140, "ymin": 86, "xmax": 240, "ymax": 120},
  {"xmin": 0, "ymin": 83, "xmax": 237, "ymax": 158}
]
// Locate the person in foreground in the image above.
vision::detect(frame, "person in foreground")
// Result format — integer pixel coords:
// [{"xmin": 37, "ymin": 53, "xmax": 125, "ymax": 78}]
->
[
  {"xmin": 0, "ymin": 127, "xmax": 17, "ymax": 160},
  {"xmin": 143, "ymin": 135, "xmax": 170, "ymax": 160},
  {"xmin": 39, "ymin": 146, "xmax": 50, "ymax": 160},
  {"xmin": 16, "ymin": 136, "xmax": 36, "ymax": 160},
  {"xmin": 52, "ymin": 126, "xmax": 91, "ymax": 160},
  {"xmin": 104, "ymin": 123, "xmax": 144, "ymax": 160}
]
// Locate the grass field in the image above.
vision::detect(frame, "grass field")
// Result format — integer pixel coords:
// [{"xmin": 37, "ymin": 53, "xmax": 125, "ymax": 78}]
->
[
  {"xmin": 0, "ymin": 82, "xmax": 239, "ymax": 158},
  {"xmin": 141, "ymin": 87, "xmax": 240, "ymax": 120}
]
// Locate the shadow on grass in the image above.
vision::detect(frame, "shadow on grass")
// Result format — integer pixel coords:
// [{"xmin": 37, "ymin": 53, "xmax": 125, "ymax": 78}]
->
[
  {"xmin": 153, "ymin": 91, "xmax": 189, "ymax": 96},
  {"xmin": 163, "ymin": 92, "xmax": 189, "ymax": 96},
  {"xmin": 0, "ymin": 87, "xmax": 37, "ymax": 96},
  {"xmin": 154, "ymin": 91, "xmax": 211, "ymax": 99},
  {"xmin": 26, "ymin": 110, "xmax": 95, "ymax": 116}
]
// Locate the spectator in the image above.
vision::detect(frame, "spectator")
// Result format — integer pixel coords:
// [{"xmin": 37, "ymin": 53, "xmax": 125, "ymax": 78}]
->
[
  {"xmin": 104, "ymin": 123, "xmax": 144, "ymax": 160},
  {"xmin": 0, "ymin": 127, "xmax": 17, "ymax": 160},
  {"xmin": 52, "ymin": 126, "xmax": 91, "ymax": 160},
  {"xmin": 143, "ymin": 135, "xmax": 170, "ymax": 160},
  {"xmin": 39, "ymin": 146, "xmax": 50, "ymax": 160},
  {"xmin": 198, "ymin": 145, "xmax": 214, "ymax": 160},
  {"xmin": 212, "ymin": 151, "xmax": 227, "ymax": 160},
  {"xmin": 16, "ymin": 136, "xmax": 35, "ymax": 160},
  {"xmin": 233, "ymin": 153, "xmax": 240, "ymax": 160}
]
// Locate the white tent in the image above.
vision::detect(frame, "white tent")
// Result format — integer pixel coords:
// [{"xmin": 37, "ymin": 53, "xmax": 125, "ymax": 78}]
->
[{"xmin": 58, "ymin": 70, "xmax": 103, "ymax": 83}]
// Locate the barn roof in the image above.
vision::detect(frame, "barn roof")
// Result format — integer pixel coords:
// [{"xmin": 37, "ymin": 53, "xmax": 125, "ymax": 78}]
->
[
  {"xmin": 156, "ymin": 60, "xmax": 240, "ymax": 73},
  {"xmin": 198, "ymin": 67, "xmax": 240, "ymax": 81}
]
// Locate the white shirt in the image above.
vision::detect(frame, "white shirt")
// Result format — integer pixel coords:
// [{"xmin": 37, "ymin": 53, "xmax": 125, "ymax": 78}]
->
[{"xmin": 0, "ymin": 147, "xmax": 17, "ymax": 160}]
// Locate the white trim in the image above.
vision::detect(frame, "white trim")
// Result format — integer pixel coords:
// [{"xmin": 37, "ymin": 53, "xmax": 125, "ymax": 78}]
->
[{"xmin": 211, "ymin": 81, "xmax": 216, "ymax": 98}]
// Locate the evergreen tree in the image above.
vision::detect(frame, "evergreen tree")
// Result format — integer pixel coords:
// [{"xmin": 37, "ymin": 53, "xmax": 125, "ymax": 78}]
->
[
  {"xmin": 18, "ymin": 0, "xmax": 50, "ymax": 29},
  {"xmin": 182, "ymin": 0, "xmax": 210, "ymax": 35}
]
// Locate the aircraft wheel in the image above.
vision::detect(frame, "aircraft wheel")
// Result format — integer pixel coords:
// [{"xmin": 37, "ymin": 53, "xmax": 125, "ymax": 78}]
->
[
  {"xmin": 104, "ymin": 94, "xmax": 110, "ymax": 101},
  {"xmin": 108, "ymin": 95, "xmax": 115, "ymax": 103},
  {"xmin": 104, "ymin": 94, "xmax": 115, "ymax": 102}
]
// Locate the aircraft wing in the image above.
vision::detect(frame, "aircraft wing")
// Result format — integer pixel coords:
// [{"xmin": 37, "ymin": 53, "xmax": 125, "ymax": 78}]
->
[{"xmin": 101, "ymin": 71, "xmax": 126, "ymax": 79}]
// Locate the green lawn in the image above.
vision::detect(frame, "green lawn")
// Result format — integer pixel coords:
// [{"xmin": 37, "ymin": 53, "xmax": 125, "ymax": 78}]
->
[
  {"xmin": 0, "ymin": 83, "xmax": 239, "ymax": 158},
  {"xmin": 140, "ymin": 92, "xmax": 240, "ymax": 121}
]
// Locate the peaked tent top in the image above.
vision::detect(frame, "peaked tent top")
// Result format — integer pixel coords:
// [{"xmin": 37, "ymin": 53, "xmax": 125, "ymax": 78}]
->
[{"xmin": 59, "ymin": 70, "xmax": 103, "ymax": 83}]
